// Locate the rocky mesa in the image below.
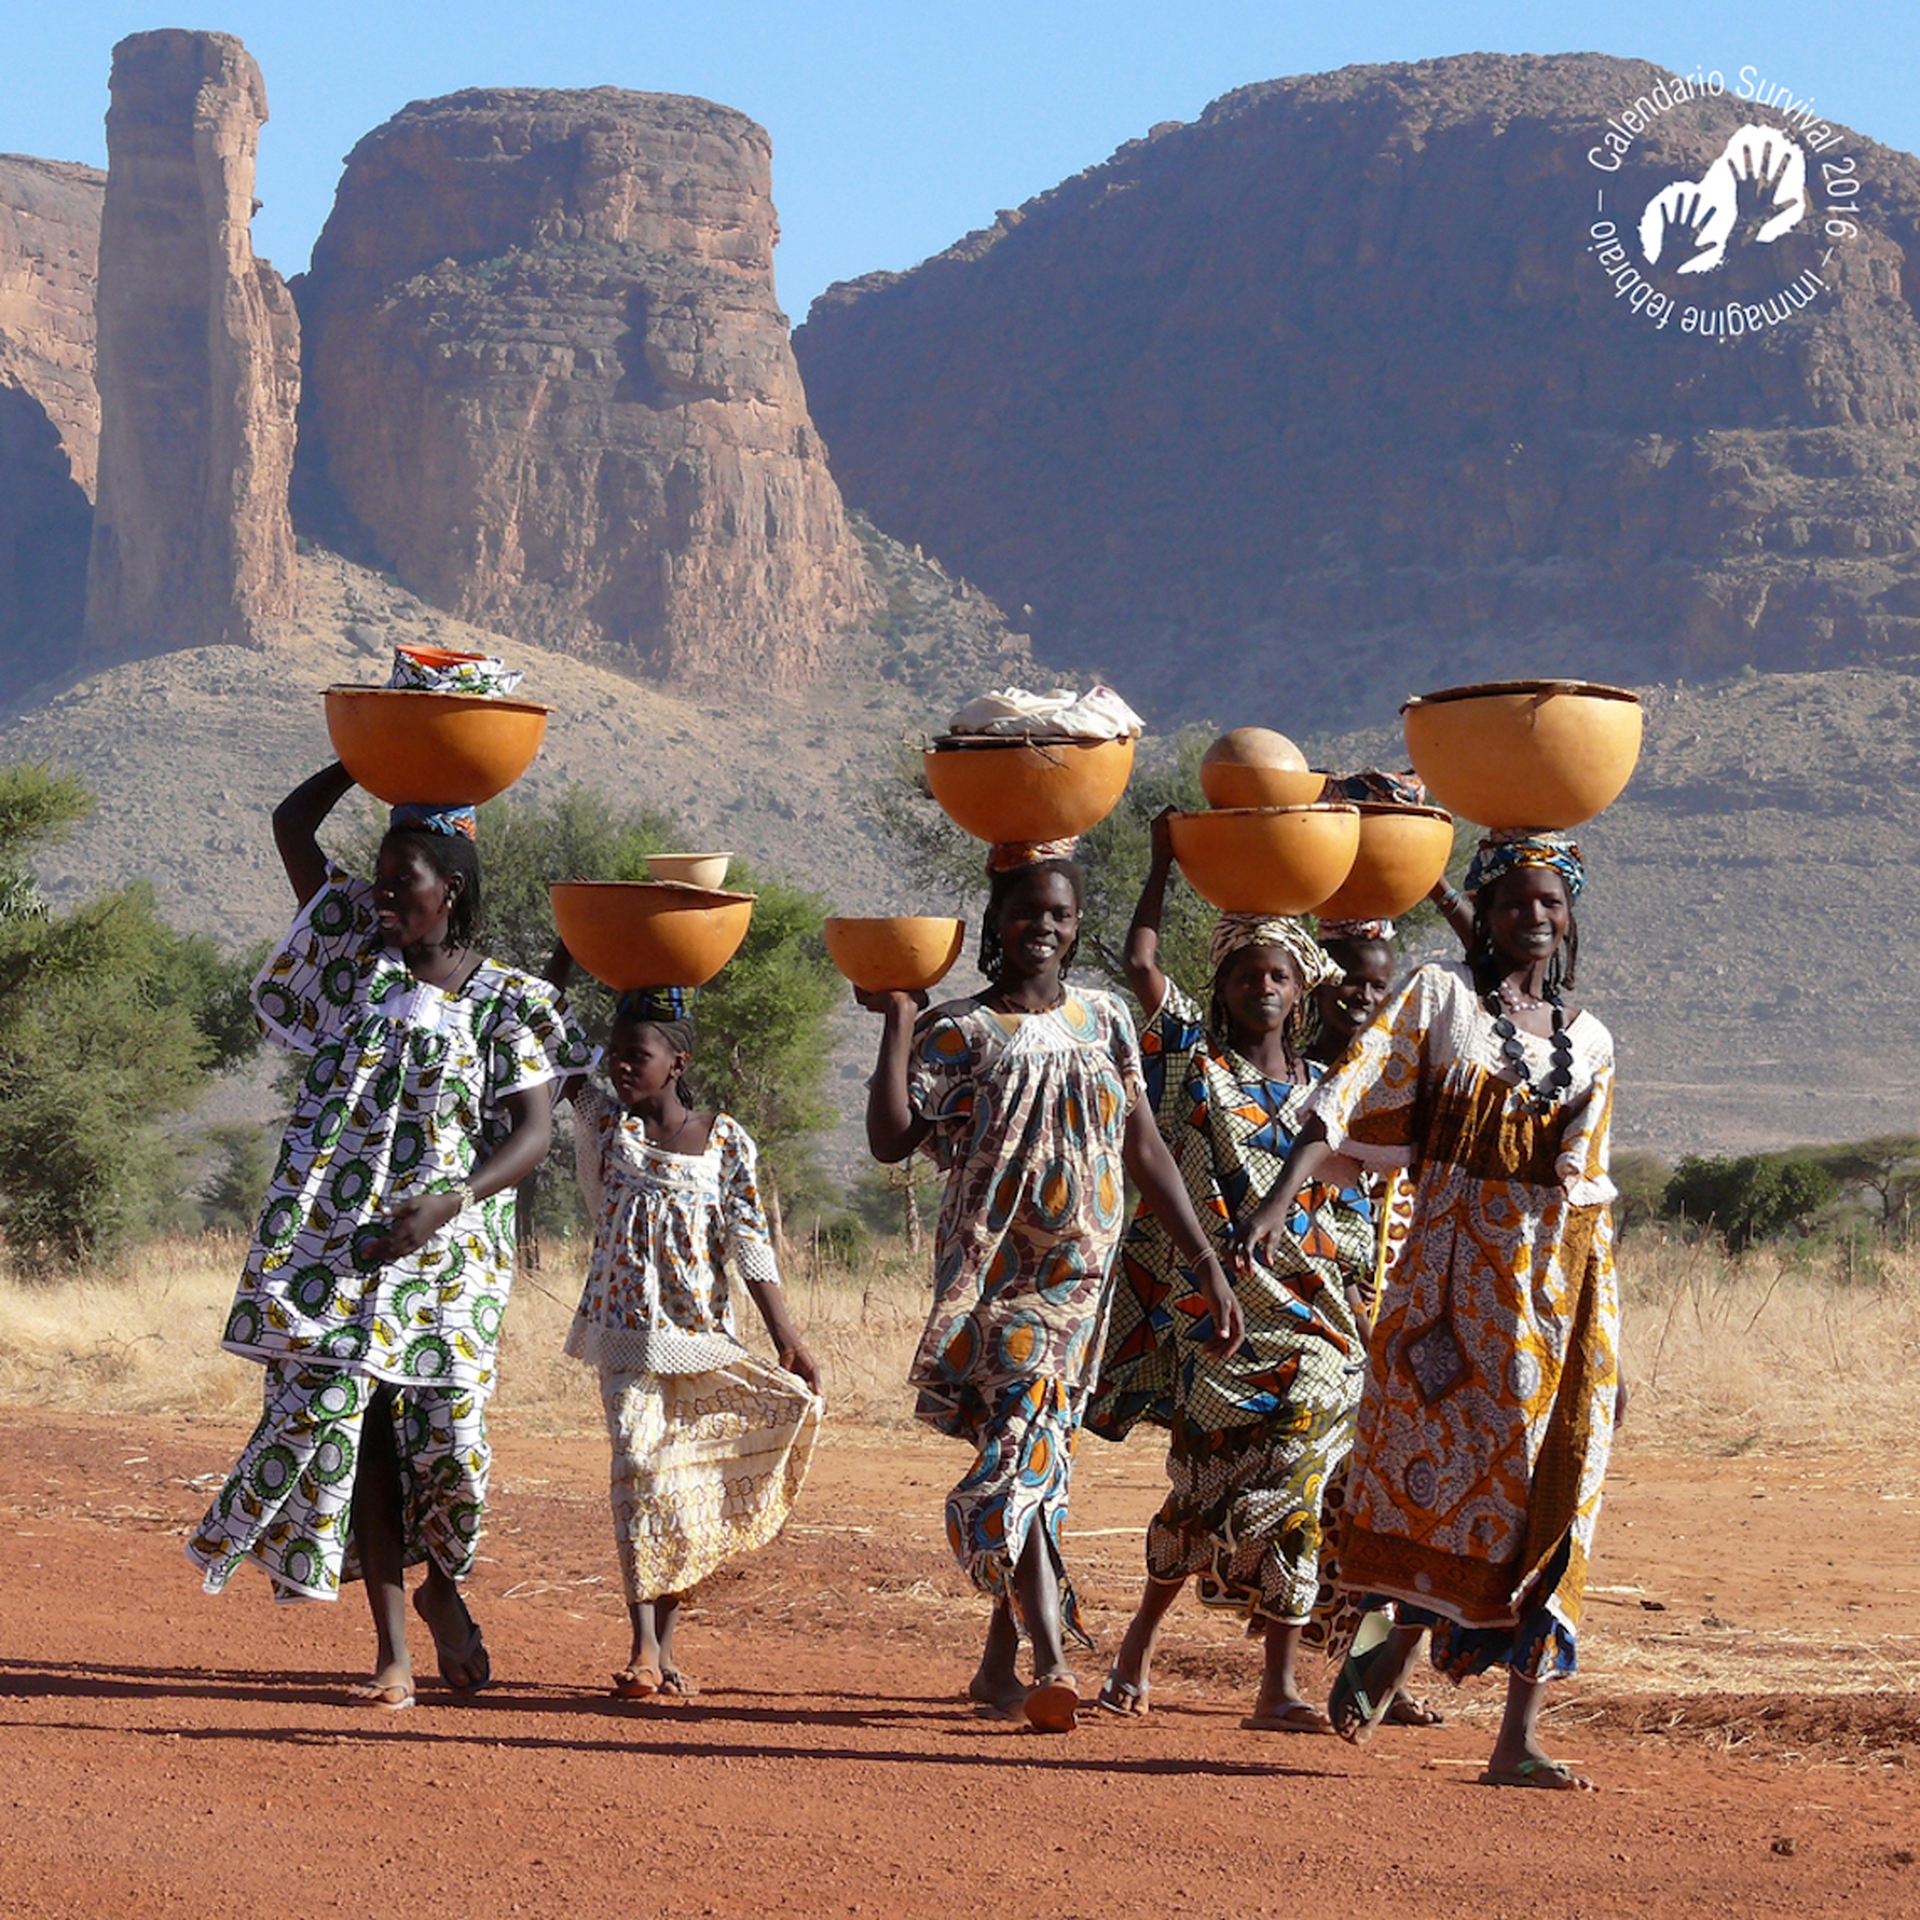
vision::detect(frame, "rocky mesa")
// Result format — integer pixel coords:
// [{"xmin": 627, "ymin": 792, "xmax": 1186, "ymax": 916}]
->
[
  {"xmin": 0, "ymin": 154, "xmax": 102, "ymax": 675},
  {"xmin": 295, "ymin": 87, "xmax": 877, "ymax": 686},
  {"xmin": 795, "ymin": 52, "xmax": 1920, "ymax": 729},
  {"xmin": 82, "ymin": 29, "xmax": 300, "ymax": 662}
]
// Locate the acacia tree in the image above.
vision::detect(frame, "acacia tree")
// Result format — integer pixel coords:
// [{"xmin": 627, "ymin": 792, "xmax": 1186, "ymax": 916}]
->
[{"xmin": 0, "ymin": 764, "xmax": 261, "ymax": 1263}]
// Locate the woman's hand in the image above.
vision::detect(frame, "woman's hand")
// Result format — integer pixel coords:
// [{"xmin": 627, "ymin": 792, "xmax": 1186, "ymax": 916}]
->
[
  {"xmin": 780, "ymin": 1344, "xmax": 823, "ymax": 1395},
  {"xmin": 367, "ymin": 1190, "xmax": 463, "ymax": 1262},
  {"xmin": 853, "ymin": 987, "xmax": 926, "ymax": 1016},
  {"xmin": 1148, "ymin": 804, "xmax": 1178, "ymax": 870},
  {"xmin": 1236, "ymin": 1190, "xmax": 1293, "ymax": 1271},
  {"xmin": 1194, "ymin": 1255, "xmax": 1246, "ymax": 1357}
]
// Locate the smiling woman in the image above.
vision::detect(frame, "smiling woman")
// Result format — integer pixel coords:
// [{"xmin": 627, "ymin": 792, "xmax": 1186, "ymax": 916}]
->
[{"xmin": 183, "ymin": 761, "xmax": 595, "ymax": 1712}]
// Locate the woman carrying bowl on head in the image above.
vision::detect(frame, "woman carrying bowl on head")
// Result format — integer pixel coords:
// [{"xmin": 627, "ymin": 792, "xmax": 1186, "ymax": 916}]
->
[
  {"xmin": 1241, "ymin": 829, "xmax": 1619, "ymax": 1791},
  {"xmin": 861, "ymin": 837, "xmax": 1244, "ymax": 1733},
  {"xmin": 185, "ymin": 763, "xmax": 595, "ymax": 1709},
  {"xmin": 1085, "ymin": 809, "xmax": 1379, "ymax": 1733}
]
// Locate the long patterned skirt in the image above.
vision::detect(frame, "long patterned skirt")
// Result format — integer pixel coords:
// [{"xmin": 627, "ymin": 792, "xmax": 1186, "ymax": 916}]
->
[
  {"xmin": 185, "ymin": 1358, "xmax": 490, "ymax": 1602},
  {"xmin": 600, "ymin": 1354, "xmax": 821, "ymax": 1602},
  {"xmin": 939, "ymin": 1373, "xmax": 1093, "ymax": 1647}
]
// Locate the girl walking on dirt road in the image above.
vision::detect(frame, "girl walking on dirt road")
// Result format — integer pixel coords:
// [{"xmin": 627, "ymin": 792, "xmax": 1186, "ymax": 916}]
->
[
  {"xmin": 186, "ymin": 764, "xmax": 594, "ymax": 1709},
  {"xmin": 1242, "ymin": 831, "xmax": 1619, "ymax": 1791},
  {"xmin": 552, "ymin": 978, "xmax": 822, "ymax": 1703},
  {"xmin": 860, "ymin": 840, "xmax": 1242, "ymax": 1734},
  {"xmin": 1086, "ymin": 811, "xmax": 1376, "ymax": 1734}
]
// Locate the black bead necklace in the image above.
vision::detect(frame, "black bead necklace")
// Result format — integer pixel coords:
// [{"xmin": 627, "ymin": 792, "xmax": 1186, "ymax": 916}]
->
[{"xmin": 1484, "ymin": 984, "xmax": 1574, "ymax": 1115}]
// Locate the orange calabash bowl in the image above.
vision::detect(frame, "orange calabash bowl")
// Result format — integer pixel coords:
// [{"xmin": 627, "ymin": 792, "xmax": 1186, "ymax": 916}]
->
[
  {"xmin": 822, "ymin": 916, "xmax": 966, "ymax": 994},
  {"xmin": 325, "ymin": 687, "xmax": 552, "ymax": 806},
  {"xmin": 1401, "ymin": 680, "xmax": 1642, "ymax": 830},
  {"xmin": 1167, "ymin": 804, "xmax": 1360, "ymax": 916},
  {"xmin": 923, "ymin": 736, "xmax": 1134, "ymax": 843},
  {"xmin": 1198, "ymin": 728, "xmax": 1324, "ymax": 809},
  {"xmin": 1313, "ymin": 804, "xmax": 1457, "ymax": 921},
  {"xmin": 549, "ymin": 881, "xmax": 754, "ymax": 991}
]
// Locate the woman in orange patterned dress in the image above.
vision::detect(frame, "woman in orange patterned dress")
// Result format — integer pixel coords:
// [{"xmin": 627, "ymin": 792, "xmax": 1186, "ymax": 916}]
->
[{"xmin": 1244, "ymin": 831, "xmax": 1618, "ymax": 1791}]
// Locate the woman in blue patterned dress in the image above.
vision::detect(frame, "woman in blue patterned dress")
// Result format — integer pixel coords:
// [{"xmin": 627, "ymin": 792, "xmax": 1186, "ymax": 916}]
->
[
  {"xmin": 186, "ymin": 762, "xmax": 595, "ymax": 1709},
  {"xmin": 861, "ymin": 840, "xmax": 1243, "ymax": 1733}
]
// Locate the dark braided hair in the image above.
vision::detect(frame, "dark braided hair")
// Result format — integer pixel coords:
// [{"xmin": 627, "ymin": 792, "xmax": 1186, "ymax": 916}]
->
[
  {"xmin": 1468, "ymin": 881, "xmax": 1579, "ymax": 997},
  {"xmin": 380, "ymin": 826, "xmax": 482, "ymax": 947},
  {"xmin": 977, "ymin": 858, "xmax": 1085, "ymax": 983},
  {"xmin": 608, "ymin": 1002, "xmax": 700, "ymax": 1103}
]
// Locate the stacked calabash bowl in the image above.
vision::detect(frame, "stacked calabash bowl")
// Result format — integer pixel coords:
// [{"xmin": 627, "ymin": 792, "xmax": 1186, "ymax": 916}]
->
[
  {"xmin": 325, "ymin": 665, "xmax": 552, "ymax": 807},
  {"xmin": 1167, "ymin": 727, "xmax": 1364, "ymax": 915},
  {"xmin": 547, "ymin": 848, "xmax": 758, "ymax": 995}
]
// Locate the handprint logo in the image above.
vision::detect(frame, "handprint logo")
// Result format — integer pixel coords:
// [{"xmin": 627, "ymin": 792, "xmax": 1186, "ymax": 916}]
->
[{"xmin": 1640, "ymin": 125, "xmax": 1807, "ymax": 273}]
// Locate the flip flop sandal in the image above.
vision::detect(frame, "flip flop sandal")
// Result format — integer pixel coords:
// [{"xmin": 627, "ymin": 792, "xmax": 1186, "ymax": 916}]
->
[
  {"xmin": 612, "ymin": 1664, "xmax": 663, "ymax": 1701},
  {"xmin": 1024, "ymin": 1676, "xmax": 1079, "ymax": 1734},
  {"xmin": 1386, "ymin": 1693, "xmax": 1446, "ymax": 1728},
  {"xmin": 1479, "ymin": 1758, "xmax": 1595, "ymax": 1791},
  {"xmin": 412, "ymin": 1589, "xmax": 492, "ymax": 1693},
  {"xmin": 657, "ymin": 1668, "xmax": 699, "ymax": 1699},
  {"xmin": 1241, "ymin": 1702, "xmax": 1335, "ymax": 1734},
  {"xmin": 1326, "ymin": 1642, "xmax": 1396, "ymax": 1746},
  {"xmin": 1094, "ymin": 1667, "xmax": 1149, "ymax": 1717},
  {"xmin": 350, "ymin": 1681, "xmax": 415, "ymax": 1712}
]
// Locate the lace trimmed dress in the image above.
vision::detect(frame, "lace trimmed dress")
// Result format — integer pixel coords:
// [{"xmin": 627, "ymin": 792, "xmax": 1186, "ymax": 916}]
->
[
  {"xmin": 906, "ymin": 986, "xmax": 1143, "ymax": 1639},
  {"xmin": 186, "ymin": 862, "xmax": 595, "ymax": 1602},
  {"xmin": 1304, "ymin": 960, "xmax": 1619, "ymax": 1681},
  {"xmin": 567, "ymin": 1085, "xmax": 820, "ymax": 1603}
]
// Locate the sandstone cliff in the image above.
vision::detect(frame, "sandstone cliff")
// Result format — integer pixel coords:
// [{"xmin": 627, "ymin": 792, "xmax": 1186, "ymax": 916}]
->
[
  {"xmin": 0, "ymin": 155, "xmax": 102, "ymax": 675},
  {"xmin": 83, "ymin": 30, "xmax": 299, "ymax": 662},
  {"xmin": 795, "ymin": 53, "xmax": 1920, "ymax": 728},
  {"xmin": 294, "ymin": 88, "xmax": 876, "ymax": 685}
]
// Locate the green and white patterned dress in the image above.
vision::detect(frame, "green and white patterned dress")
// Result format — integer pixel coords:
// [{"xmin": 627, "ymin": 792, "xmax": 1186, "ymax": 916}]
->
[{"xmin": 186, "ymin": 862, "xmax": 595, "ymax": 1602}]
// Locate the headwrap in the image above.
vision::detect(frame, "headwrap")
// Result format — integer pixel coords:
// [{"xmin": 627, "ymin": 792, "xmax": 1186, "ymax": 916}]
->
[
  {"xmin": 388, "ymin": 802, "xmax": 478, "ymax": 841},
  {"xmin": 1207, "ymin": 914, "xmax": 1338, "ymax": 994},
  {"xmin": 615, "ymin": 985, "xmax": 695, "ymax": 1026},
  {"xmin": 1464, "ymin": 828, "xmax": 1585, "ymax": 901},
  {"xmin": 985, "ymin": 836, "xmax": 1079, "ymax": 875},
  {"xmin": 1319, "ymin": 767, "xmax": 1429, "ymax": 807},
  {"xmin": 1318, "ymin": 917, "xmax": 1395, "ymax": 943}
]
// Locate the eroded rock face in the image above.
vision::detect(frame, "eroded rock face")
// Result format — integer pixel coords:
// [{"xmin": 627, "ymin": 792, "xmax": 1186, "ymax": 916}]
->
[
  {"xmin": 795, "ymin": 53, "xmax": 1920, "ymax": 727},
  {"xmin": 83, "ymin": 30, "xmax": 299, "ymax": 661},
  {"xmin": 295, "ymin": 88, "xmax": 876, "ymax": 684},
  {"xmin": 0, "ymin": 156, "xmax": 102, "ymax": 675}
]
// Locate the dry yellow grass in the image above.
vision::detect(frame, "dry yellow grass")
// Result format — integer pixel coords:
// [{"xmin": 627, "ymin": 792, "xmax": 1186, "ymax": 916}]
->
[{"xmin": 2, "ymin": 1227, "xmax": 1917, "ymax": 1458}]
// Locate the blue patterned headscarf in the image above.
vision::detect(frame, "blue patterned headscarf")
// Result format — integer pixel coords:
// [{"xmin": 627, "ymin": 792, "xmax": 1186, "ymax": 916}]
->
[
  {"xmin": 388, "ymin": 802, "xmax": 478, "ymax": 841},
  {"xmin": 615, "ymin": 986, "xmax": 695, "ymax": 1025},
  {"xmin": 1463, "ymin": 829, "xmax": 1585, "ymax": 901}
]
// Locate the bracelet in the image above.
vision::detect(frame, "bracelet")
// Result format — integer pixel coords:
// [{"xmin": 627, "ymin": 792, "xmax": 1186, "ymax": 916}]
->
[{"xmin": 452, "ymin": 1181, "xmax": 477, "ymax": 1212}]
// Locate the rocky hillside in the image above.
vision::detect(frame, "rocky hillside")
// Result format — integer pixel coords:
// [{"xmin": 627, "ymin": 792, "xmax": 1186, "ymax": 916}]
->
[
  {"xmin": 796, "ymin": 52, "xmax": 1920, "ymax": 731},
  {"xmin": 294, "ymin": 87, "xmax": 876, "ymax": 685}
]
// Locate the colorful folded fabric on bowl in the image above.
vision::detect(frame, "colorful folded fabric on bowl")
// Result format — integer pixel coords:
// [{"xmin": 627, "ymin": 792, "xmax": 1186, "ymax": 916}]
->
[
  {"xmin": 386, "ymin": 645, "xmax": 524, "ymax": 698},
  {"xmin": 946, "ymin": 684, "xmax": 1145, "ymax": 741},
  {"xmin": 388, "ymin": 802, "xmax": 478, "ymax": 841},
  {"xmin": 1318, "ymin": 767, "xmax": 1429, "ymax": 807}
]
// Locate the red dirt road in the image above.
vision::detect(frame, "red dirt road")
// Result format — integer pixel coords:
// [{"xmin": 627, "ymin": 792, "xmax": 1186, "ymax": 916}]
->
[{"xmin": 2, "ymin": 1408, "xmax": 1916, "ymax": 1919}]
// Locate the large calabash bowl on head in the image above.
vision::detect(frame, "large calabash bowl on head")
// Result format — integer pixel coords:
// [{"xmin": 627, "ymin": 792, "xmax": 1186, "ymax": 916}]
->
[
  {"xmin": 325, "ymin": 688, "xmax": 553, "ymax": 806},
  {"xmin": 1313, "ymin": 804, "xmax": 1457, "ymax": 922},
  {"xmin": 1167, "ymin": 804, "xmax": 1361, "ymax": 916},
  {"xmin": 1197, "ymin": 727, "xmax": 1324, "ymax": 810},
  {"xmin": 549, "ymin": 882, "xmax": 754, "ymax": 991},
  {"xmin": 822, "ymin": 916, "xmax": 966, "ymax": 994},
  {"xmin": 1401, "ymin": 680, "xmax": 1642, "ymax": 830},
  {"xmin": 923, "ymin": 736, "xmax": 1135, "ymax": 843}
]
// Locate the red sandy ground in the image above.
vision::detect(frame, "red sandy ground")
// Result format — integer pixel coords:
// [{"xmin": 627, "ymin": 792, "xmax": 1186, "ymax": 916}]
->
[{"xmin": 1, "ymin": 1408, "xmax": 1915, "ymax": 1919}]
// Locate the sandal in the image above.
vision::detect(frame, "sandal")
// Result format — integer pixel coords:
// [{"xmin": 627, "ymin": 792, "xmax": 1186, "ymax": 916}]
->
[
  {"xmin": 1024, "ymin": 1674, "xmax": 1079, "ymax": 1734},
  {"xmin": 411, "ymin": 1587, "xmax": 492, "ymax": 1693},
  {"xmin": 612, "ymin": 1664, "xmax": 663, "ymax": 1701},
  {"xmin": 1326, "ymin": 1641, "xmax": 1396, "ymax": 1746},
  {"xmin": 1386, "ymin": 1692, "xmax": 1446, "ymax": 1728},
  {"xmin": 1094, "ymin": 1666, "xmax": 1149, "ymax": 1718},
  {"xmin": 350, "ymin": 1680, "xmax": 415, "ymax": 1712}
]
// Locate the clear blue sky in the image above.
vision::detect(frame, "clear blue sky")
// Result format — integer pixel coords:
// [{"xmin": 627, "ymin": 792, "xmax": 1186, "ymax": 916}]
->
[{"xmin": 8, "ymin": 3, "xmax": 1917, "ymax": 322}]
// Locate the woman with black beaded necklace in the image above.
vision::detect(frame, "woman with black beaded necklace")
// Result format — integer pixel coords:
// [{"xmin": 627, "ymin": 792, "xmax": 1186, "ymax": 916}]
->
[{"xmin": 1242, "ymin": 829, "xmax": 1619, "ymax": 1793}]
